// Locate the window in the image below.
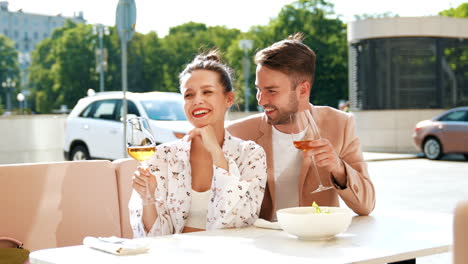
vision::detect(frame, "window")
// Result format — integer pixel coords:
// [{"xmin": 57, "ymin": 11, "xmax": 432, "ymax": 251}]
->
[
  {"xmin": 141, "ymin": 99, "xmax": 186, "ymax": 121},
  {"xmin": 79, "ymin": 104, "xmax": 94, "ymax": 118},
  {"xmin": 350, "ymin": 37, "xmax": 468, "ymax": 110},
  {"xmin": 116, "ymin": 100, "xmax": 140, "ymax": 122},
  {"xmin": 79, "ymin": 100, "xmax": 118, "ymax": 120},
  {"xmin": 34, "ymin": 32, "xmax": 38, "ymax": 39},
  {"xmin": 14, "ymin": 30, "xmax": 18, "ymax": 38},
  {"xmin": 3, "ymin": 29, "xmax": 7, "ymax": 36},
  {"xmin": 439, "ymin": 111, "xmax": 467, "ymax": 122}
]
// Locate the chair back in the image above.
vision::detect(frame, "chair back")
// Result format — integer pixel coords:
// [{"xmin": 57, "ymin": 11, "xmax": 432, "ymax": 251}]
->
[
  {"xmin": 113, "ymin": 158, "xmax": 139, "ymax": 238},
  {"xmin": 454, "ymin": 199, "xmax": 468, "ymax": 264},
  {"xmin": 0, "ymin": 160, "xmax": 122, "ymax": 251}
]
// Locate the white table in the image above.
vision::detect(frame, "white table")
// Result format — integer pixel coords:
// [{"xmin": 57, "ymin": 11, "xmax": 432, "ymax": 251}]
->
[{"xmin": 30, "ymin": 210, "xmax": 452, "ymax": 264}]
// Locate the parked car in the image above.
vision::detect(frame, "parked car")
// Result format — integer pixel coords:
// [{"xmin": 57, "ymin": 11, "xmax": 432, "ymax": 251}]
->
[
  {"xmin": 413, "ymin": 107, "xmax": 468, "ymax": 160},
  {"xmin": 64, "ymin": 91, "xmax": 193, "ymax": 161}
]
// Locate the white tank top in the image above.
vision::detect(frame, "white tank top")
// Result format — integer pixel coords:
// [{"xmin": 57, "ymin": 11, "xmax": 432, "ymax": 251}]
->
[{"xmin": 185, "ymin": 189, "xmax": 211, "ymax": 229}]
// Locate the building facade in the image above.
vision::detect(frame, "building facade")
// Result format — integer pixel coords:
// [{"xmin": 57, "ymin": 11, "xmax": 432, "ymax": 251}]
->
[{"xmin": 347, "ymin": 17, "xmax": 468, "ymax": 152}]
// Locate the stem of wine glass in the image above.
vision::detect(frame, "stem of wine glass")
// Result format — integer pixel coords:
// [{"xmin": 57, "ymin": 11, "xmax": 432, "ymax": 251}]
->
[
  {"xmin": 308, "ymin": 114, "xmax": 333, "ymax": 193},
  {"xmin": 310, "ymin": 155, "xmax": 333, "ymax": 193}
]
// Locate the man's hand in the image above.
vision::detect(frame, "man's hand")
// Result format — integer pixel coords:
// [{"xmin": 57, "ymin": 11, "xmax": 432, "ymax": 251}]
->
[{"xmin": 303, "ymin": 138, "xmax": 346, "ymax": 186}]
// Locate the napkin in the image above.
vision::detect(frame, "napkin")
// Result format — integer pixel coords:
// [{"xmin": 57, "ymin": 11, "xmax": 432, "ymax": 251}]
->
[
  {"xmin": 253, "ymin": 219, "xmax": 282, "ymax": 230},
  {"xmin": 83, "ymin": 236, "xmax": 150, "ymax": 255}
]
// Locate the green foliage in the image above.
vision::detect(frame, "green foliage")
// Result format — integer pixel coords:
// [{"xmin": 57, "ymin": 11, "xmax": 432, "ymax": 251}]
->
[
  {"xmin": 0, "ymin": 97, "xmax": 4, "ymax": 115},
  {"xmin": 240, "ymin": 0, "xmax": 349, "ymax": 108},
  {"xmin": 29, "ymin": 21, "xmax": 95, "ymax": 113},
  {"xmin": 0, "ymin": 34, "xmax": 20, "ymax": 111},
  {"xmin": 439, "ymin": 3, "xmax": 468, "ymax": 17},
  {"xmin": 160, "ymin": 23, "xmax": 241, "ymax": 92},
  {"xmin": 27, "ymin": 0, "xmax": 351, "ymax": 113}
]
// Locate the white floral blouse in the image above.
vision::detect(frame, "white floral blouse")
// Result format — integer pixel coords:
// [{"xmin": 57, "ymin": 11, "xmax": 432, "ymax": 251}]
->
[{"xmin": 129, "ymin": 131, "xmax": 267, "ymax": 237}]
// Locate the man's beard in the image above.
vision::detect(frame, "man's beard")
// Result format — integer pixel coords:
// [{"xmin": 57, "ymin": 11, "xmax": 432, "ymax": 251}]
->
[{"xmin": 265, "ymin": 91, "xmax": 299, "ymax": 125}]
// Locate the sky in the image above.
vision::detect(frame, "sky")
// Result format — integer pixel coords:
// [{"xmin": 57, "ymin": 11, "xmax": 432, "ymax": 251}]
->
[{"xmin": 7, "ymin": 0, "xmax": 467, "ymax": 36}]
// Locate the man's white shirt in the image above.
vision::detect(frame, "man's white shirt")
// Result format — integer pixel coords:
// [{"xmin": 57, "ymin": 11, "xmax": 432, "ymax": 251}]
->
[{"xmin": 272, "ymin": 126, "xmax": 305, "ymax": 219}]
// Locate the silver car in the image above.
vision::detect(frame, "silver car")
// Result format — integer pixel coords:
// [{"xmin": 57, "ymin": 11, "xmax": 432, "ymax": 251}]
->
[{"xmin": 413, "ymin": 107, "xmax": 468, "ymax": 160}]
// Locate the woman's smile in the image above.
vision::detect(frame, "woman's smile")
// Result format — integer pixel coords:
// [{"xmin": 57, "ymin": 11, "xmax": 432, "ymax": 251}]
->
[{"xmin": 192, "ymin": 108, "xmax": 211, "ymax": 118}]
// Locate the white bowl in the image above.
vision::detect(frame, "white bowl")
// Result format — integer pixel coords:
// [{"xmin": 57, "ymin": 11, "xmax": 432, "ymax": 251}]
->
[{"xmin": 277, "ymin": 206, "xmax": 353, "ymax": 240}]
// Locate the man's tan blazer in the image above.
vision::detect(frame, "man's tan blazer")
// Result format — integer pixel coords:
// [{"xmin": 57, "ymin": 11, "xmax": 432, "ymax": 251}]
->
[{"xmin": 227, "ymin": 104, "xmax": 376, "ymax": 220}]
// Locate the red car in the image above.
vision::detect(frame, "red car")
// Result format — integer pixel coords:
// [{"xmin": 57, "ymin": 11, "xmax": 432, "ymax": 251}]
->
[{"xmin": 413, "ymin": 107, "xmax": 468, "ymax": 160}]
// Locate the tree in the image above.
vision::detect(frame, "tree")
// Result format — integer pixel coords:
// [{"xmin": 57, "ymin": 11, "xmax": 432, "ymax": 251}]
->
[
  {"xmin": 141, "ymin": 31, "xmax": 165, "ymax": 92},
  {"xmin": 439, "ymin": 3, "xmax": 468, "ymax": 17},
  {"xmin": 29, "ymin": 20, "xmax": 170, "ymax": 113},
  {"xmin": 227, "ymin": 0, "xmax": 348, "ymax": 109},
  {"xmin": 29, "ymin": 20, "xmax": 96, "ymax": 113},
  {"xmin": 27, "ymin": 0, "xmax": 349, "ymax": 113},
  {"xmin": 439, "ymin": 3, "xmax": 468, "ymax": 105},
  {"xmin": 160, "ymin": 22, "xmax": 240, "ymax": 92},
  {"xmin": 0, "ymin": 34, "xmax": 20, "ymax": 112},
  {"xmin": 225, "ymin": 26, "xmax": 274, "ymax": 110}
]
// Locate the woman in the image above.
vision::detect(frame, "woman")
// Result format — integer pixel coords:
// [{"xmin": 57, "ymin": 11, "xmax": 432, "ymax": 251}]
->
[{"xmin": 129, "ymin": 51, "xmax": 267, "ymax": 237}]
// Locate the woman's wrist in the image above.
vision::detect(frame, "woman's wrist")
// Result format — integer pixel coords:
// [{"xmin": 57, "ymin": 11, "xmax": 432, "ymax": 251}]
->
[{"xmin": 211, "ymin": 148, "xmax": 228, "ymax": 170}]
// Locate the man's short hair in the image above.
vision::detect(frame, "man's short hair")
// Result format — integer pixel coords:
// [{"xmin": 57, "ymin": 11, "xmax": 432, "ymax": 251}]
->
[{"xmin": 254, "ymin": 33, "xmax": 316, "ymax": 88}]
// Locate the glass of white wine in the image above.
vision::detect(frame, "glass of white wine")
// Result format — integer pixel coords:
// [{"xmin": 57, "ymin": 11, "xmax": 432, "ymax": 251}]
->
[
  {"xmin": 126, "ymin": 117, "xmax": 157, "ymax": 205},
  {"xmin": 290, "ymin": 110, "xmax": 333, "ymax": 193}
]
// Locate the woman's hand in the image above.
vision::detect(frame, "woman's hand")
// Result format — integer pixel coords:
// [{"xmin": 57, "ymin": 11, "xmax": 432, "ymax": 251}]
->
[
  {"xmin": 187, "ymin": 126, "xmax": 228, "ymax": 170},
  {"xmin": 132, "ymin": 166, "xmax": 157, "ymax": 199},
  {"xmin": 187, "ymin": 126, "xmax": 222, "ymax": 155}
]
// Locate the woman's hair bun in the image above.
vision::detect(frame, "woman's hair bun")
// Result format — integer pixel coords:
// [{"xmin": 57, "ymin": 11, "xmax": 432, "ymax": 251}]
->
[{"xmin": 195, "ymin": 50, "xmax": 220, "ymax": 63}]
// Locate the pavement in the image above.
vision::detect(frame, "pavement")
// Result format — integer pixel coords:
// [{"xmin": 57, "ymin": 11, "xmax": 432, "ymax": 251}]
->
[{"xmin": 363, "ymin": 152, "xmax": 421, "ymax": 162}]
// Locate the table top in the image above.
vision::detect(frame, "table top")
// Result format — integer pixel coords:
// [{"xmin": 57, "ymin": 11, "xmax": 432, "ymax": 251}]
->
[{"xmin": 30, "ymin": 209, "xmax": 453, "ymax": 264}]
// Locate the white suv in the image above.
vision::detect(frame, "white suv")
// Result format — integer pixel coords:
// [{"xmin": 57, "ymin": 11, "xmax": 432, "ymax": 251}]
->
[{"xmin": 64, "ymin": 91, "xmax": 193, "ymax": 160}]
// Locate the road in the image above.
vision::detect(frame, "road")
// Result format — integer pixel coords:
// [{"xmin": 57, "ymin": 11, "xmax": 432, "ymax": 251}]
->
[{"xmin": 367, "ymin": 154, "xmax": 468, "ymax": 264}]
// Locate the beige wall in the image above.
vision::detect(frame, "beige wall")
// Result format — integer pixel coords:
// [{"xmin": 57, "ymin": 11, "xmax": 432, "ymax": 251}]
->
[
  {"xmin": 0, "ymin": 110, "xmax": 444, "ymax": 165},
  {"xmin": 0, "ymin": 115, "xmax": 67, "ymax": 164},
  {"xmin": 230, "ymin": 109, "xmax": 446, "ymax": 153},
  {"xmin": 353, "ymin": 109, "xmax": 445, "ymax": 153},
  {"xmin": 0, "ymin": 112, "xmax": 258, "ymax": 165}
]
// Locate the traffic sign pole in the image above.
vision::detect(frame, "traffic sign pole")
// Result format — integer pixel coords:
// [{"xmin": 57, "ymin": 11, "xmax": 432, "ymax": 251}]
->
[{"xmin": 116, "ymin": 0, "xmax": 136, "ymax": 158}]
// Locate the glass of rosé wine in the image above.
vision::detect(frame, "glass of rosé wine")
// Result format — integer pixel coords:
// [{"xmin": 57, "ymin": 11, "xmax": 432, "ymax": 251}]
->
[{"xmin": 290, "ymin": 110, "xmax": 333, "ymax": 193}]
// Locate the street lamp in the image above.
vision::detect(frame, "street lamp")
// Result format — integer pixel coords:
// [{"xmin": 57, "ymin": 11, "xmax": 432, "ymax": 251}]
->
[
  {"xmin": 17, "ymin": 92, "xmax": 24, "ymax": 114},
  {"xmin": 239, "ymin": 39, "xmax": 253, "ymax": 112},
  {"xmin": 2, "ymin": 77, "xmax": 16, "ymax": 112},
  {"xmin": 93, "ymin": 24, "xmax": 110, "ymax": 93}
]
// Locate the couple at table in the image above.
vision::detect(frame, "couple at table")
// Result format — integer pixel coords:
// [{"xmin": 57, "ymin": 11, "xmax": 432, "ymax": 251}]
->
[{"xmin": 129, "ymin": 33, "xmax": 376, "ymax": 237}]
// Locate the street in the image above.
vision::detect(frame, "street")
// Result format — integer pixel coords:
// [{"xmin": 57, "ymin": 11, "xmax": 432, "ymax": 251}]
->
[{"xmin": 368, "ymin": 154, "xmax": 468, "ymax": 264}]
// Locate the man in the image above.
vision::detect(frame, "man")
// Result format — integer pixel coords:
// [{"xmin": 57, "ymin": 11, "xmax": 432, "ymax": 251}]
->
[{"xmin": 227, "ymin": 33, "xmax": 375, "ymax": 220}]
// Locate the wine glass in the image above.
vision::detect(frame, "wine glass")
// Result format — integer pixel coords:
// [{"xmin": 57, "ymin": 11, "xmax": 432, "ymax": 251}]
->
[
  {"xmin": 126, "ymin": 117, "xmax": 157, "ymax": 205},
  {"xmin": 290, "ymin": 110, "xmax": 333, "ymax": 193}
]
